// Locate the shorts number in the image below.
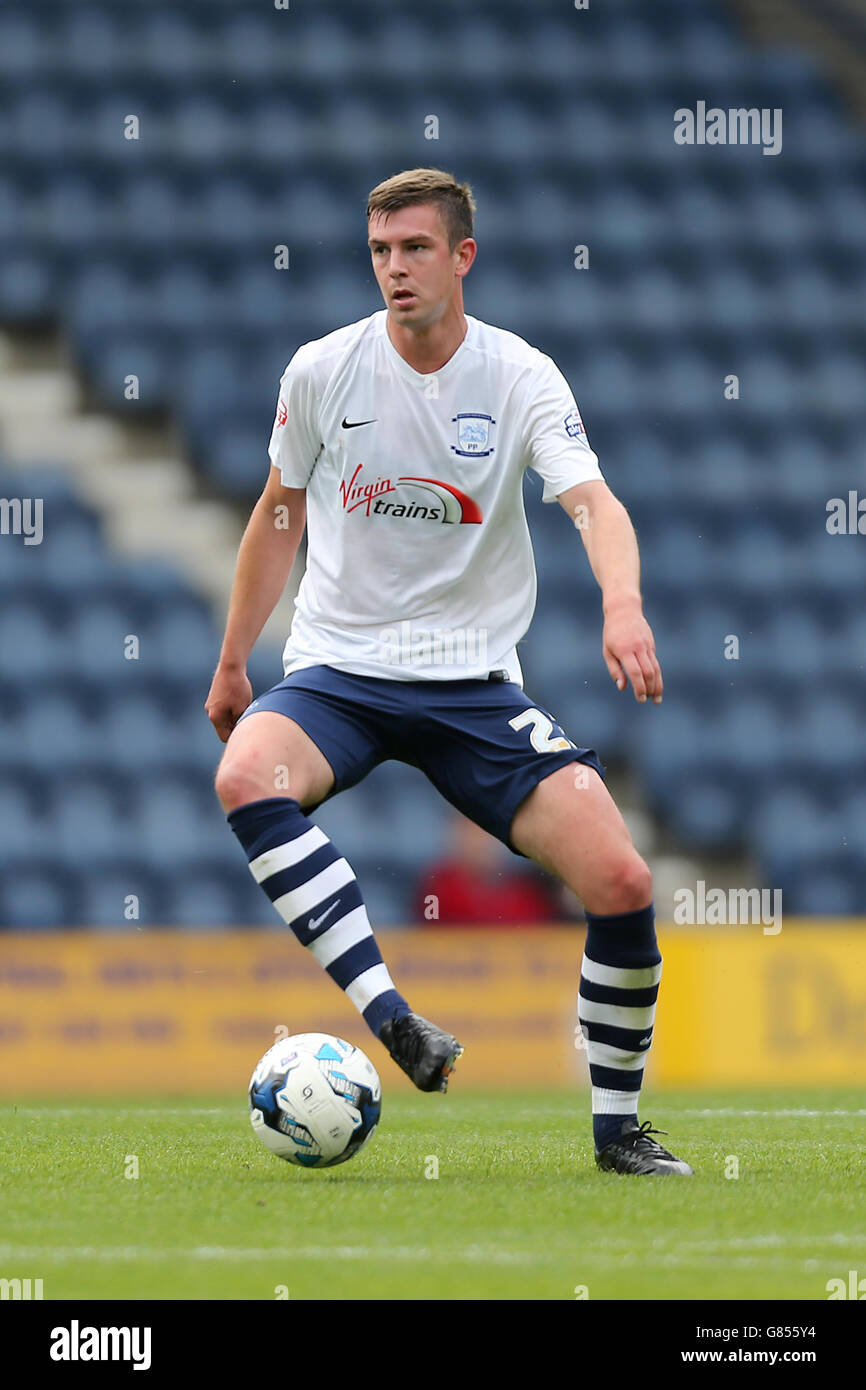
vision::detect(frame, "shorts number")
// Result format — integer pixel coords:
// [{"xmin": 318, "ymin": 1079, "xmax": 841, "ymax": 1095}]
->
[{"xmin": 508, "ymin": 708, "xmax": 575, "ymax": 753}]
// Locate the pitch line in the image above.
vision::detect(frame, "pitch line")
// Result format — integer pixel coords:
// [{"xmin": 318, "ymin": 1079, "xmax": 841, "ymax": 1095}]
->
[
  {"xmin": 681, "ymin": 1108, "xmax": 866, "ymax": 1118},
  {"xmin": 0, "ymin": 1243, "xmax": 546, "ymax": 1266},
  {"xmin": 6, "ymin": 1107, "xmax": 236, "ymax": 1117},
  {"xmin": 0, "ymin": 1233, "xmax": 861, "ymax": 1267},
  {"xmin": 6, "ymin": 1106, "xmax": 866, "ymax": 1119}
]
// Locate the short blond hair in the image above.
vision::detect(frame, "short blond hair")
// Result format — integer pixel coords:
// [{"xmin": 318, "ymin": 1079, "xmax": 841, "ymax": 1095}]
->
[{"xmin": 366, "ymin": 168, "xmax": 476, "ymax": 250}]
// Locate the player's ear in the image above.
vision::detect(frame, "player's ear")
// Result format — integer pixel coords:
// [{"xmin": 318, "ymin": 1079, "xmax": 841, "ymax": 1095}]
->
[{"xmin": 455, "ymin": 238, "xmax": 476, "ymax": 277}]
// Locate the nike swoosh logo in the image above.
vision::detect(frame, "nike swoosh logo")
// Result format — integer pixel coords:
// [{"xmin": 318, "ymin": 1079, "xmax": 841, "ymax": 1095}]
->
[
  {"xmin": 341, "ymin": 417, "xmax": 377, "ymax": 429},
  {"xmin": 308, "ymin": 900, "xmax": 341, "ymax": 932}
]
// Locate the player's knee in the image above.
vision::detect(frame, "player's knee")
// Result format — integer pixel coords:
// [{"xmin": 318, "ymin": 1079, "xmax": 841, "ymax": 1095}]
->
[
  {"xmin": 214, "ymin": 758, "xmax": 272, "ymax": 814},
  {"xmin": 599, "ymin": 854, "xmax": 653, "ymax": 914}
]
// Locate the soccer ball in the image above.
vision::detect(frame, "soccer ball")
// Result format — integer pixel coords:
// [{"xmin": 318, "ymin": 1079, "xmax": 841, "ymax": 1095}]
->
[{"xmin": 249, "ymin": 1033, "xmax": 382, "ymax": 1168}]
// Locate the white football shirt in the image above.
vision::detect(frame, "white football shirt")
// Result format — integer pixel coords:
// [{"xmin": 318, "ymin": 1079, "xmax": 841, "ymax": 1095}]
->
[{"xmin": 268, "ymin": 309, "xmax": 603, "ymax": 685}]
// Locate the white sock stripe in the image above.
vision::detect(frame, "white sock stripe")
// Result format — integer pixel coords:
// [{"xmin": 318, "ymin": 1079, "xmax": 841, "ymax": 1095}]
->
[
  {"xmin": 578, "ymin": 998, "xmax": 657, "ymax": 1030},
  {"xmin": 307, "ymin": 906, "xmax": 373, "ymax": 968},
  {"xmin": 581, "ymin": 956, "xmax": 662, "ymax": 989},
  {"xmin": 587, "ymin": 1041, "xmax": 648, "ymax": 1071},
  {"xmin": 592, "ymin": 1087, "xmax": 640, "ymax": 1114},
  {"xmin": 248, "ymin": 826, "xmax": 330, "ymax": 883},
  {"xmin": 345, "ymin": 964, "xmax": 395, "ymax": 1013},
  {"xmin": 272, "ymin": 858, "xmax": 355, "ymax": 923}
]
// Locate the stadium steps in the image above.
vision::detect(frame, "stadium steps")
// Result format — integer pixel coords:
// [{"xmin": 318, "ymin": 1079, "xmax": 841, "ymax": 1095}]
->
[
  {"xmin": 727, "ymin": 0, "xmax": 866, "ymax": 120},
  {"xmin": 0, "ymin": 326, "xmax": 300, "ymax": 649}
]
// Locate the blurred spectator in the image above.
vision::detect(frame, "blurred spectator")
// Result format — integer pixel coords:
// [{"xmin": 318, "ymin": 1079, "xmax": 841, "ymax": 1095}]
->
[{"xmin": 413, "ymin": 813, "xmax": 572, "ymax": 926}]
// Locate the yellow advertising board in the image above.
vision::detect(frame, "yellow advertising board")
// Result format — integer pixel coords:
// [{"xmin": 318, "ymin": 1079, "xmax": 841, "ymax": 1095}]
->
[
  {"xmin": 0, "ymin": 924, "xmax": 863, "ymax": 1094},
  {"xmin": 653, "ymin": 924, "xmax": 866, "ymax": 1085}
]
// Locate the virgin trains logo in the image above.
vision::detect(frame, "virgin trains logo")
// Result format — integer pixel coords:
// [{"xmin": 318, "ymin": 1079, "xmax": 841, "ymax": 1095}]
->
[{"xmin": 339, "ymin": 464, "xmax": 482, "ymax": 525}]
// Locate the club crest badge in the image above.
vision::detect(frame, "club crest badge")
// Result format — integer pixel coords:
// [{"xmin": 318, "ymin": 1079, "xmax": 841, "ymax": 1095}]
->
[{"xmin": 451, "ymin": 412, "xmax": 496, "ymax": 458}]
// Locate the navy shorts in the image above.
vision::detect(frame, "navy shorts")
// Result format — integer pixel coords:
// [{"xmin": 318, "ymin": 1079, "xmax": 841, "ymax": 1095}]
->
[{"xmin": 239, "ymin": 664, "xmax": 605, "ymax": 855}]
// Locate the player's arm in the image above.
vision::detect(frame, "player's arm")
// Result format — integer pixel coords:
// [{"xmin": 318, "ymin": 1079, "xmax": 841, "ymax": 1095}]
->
[
  {"xmin": 205, "ymin": 469, "xmax": 307, "ymax": 741},
  {"xmin": 556, "ymin": 478, "xmax": 662, "ymax": 705}
]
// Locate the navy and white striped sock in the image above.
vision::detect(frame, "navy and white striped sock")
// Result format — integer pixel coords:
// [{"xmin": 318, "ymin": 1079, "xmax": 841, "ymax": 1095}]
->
[
  {"xmin": 577, "ymin": 903, "xmax": 662, "ymax": 1152},
  {"xmin": 228, "ymin": 797, "xmax": 410, "ymax": 1038}
]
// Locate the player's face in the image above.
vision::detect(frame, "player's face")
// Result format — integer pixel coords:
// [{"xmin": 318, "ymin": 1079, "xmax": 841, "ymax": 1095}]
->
[{"xmin": 368, "ymin": 205, "xmax": 472, "ymax": 328}]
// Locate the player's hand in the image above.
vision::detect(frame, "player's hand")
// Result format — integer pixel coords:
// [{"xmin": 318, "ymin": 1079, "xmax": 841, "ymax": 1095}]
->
[
  {"xmin": 205, "ymin": 663, "xmax": 254, "ymax": 742},
  {"xmin": 602, "ymin": 601, "xmax": 663, "ymax": 704}
]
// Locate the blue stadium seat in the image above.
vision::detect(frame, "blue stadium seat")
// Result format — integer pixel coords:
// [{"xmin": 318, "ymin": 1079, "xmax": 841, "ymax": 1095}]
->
[
  {"xmin": 0, "ymin": 862, "xmax": 77, "ymax": 929},
  {"xmin": 7, "ymin": 90, "xmax": 82, "ymax": 165},
  {"xmin": 0, "ymin": 12, "xmax": 43, "ymax": 79},
  {"xmin": 635, "ymin": 699, "xmax": 707, "ymax": 807},
  {"xmin": 675, "ymin": 24, "xmax": 748, "ymax": 81},
  {"xmin": 113, "ymin": 557, "xmax": 197, "ymax": 609},
  {"xmin": 225, "ymin": 264, "xmax": 300, "ymax": 332},
  {"xmin": 17, "ymin": 693, "xmax": 103, "ymax": 772},
  {"xmin": 0, "ymin": 176, "xmax": 23, "ymax": 244},
  {"xmin": 201, "ymin": 418, "xmax": 267, "ymax": 495},
  {"xmin": 694, "ymin": 266, "xmax": 770, "ymax": 334},
  {"xmin": 164, "ymin": 865, "xmax": 254, "ymax": 928},
  {"xmin": 112, "ymin": 175, "xmax": 191, "ymax": 250},
  {"xmin": 784, "ymin": 866, "xmax": 864, "ymax": 917},
  {"xmin": 716, "ymin": 526, "xmax": 791, "ymax": 599},
  {"xmin": 668, "ymin": 182, "xmax": 739, "ymax": 250},
  {"xmin": 791, "ymin": 694, "xmax": 866, "ymax": 791},
  {"xmin": 63, "ymin": 603, "xmax": 144, "ymax": 682},
  {"xmin": 753, "ymin": 788, "xmax": 862, "ymax": 913},
  {"xmin": 216, "ymin": 15, "xmax": 289, "ymax": 80},
  {"xmin": 77, "ymin": 866, "xmax": 164, "ymax": 930},
  {"xmin": 147, "ymin": 264, "xmax": 221, "ymax": 333},
  {"xmin": 53, "ymin": 779, "xmax": 136, "ymax": 869},
  {"xmin": 0, "ymin": 255, "xmax": 55, "ymax": 322},
  {"xmin": 558, "ymin": 98, "xmax": 635, "ymax": 165},
  {"xmin": 129, "ymin": 11, "xmax": 208, "ymax": 81},
  {"xmin": 640, "ymin": 522, "xmax": 720, "ymax": 597},
  {"xmin": 665, "ymin": 776, "xmax": 746, "ymax": 850},
  {"xmin": 67, "ymin": 263, "xmax": 145, "ymax": 343},
  {"xmin": 145, "ymin": 606, "xmax": 217, "ymax": 684},
  {"xmin": 134, "ymin": 778, "xmax": 227, "ymax": 866},
  {"xmin": 315, "ymin": 763, "xmax": 451, "ymax": 868},
  {"xmin": 598, "ymin": 25, "xmax": 668, "ymax": 83},
  {"xmin": 0, "ymin": 779, "xmax": 45, "ymax": 858},
  {"xmin": 100, "ymin": 694, "xmax": 181, "ymax": 773},
  {"xmin": 40, "ymin": 517, "xmax": 122, "ymax": 586},
  {"xmin": 746, "ymin": 611, "xmax": 828, "ymax": 682},
  {"xmin": 519, "ymin": 607, "xmax": 606, "ymax": 701},
  {"xmin": 59, "ymin": 8, "xmax": 126, "ymax": 80},
  {"xmin": 594, "ymin": 195, "xmax": 669, "ymax": 261},
  {"xmin": 0, "ymin": 605, "xmax": 69, "ymax": 679}
]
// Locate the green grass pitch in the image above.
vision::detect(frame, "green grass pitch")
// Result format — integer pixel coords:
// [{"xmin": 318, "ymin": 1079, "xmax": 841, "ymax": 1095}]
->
[{"xmin": 1, "ymin": 1088, "xmax": 863, "ymax": 1301}]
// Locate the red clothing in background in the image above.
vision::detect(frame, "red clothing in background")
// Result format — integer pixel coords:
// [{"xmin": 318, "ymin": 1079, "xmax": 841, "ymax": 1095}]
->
[{"xmin": 415, "ymin": 861, "xmax": 562, "ymax": 926}]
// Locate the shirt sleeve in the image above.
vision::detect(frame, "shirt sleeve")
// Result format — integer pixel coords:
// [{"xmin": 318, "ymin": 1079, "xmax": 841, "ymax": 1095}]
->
[
  {"xmin": 522, "ymin": 353, "xmax": 603, "ymax": 502},
  {"xmin": 267, "ymin": 347, "xmax": 322, "ymax": 487}
]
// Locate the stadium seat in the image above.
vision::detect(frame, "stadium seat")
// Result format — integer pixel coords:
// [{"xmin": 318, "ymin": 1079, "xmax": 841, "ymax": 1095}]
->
[
  {"xmin": 77, "ymin": 865, "xmax": 166, "ymax": 930},
  {"xmin": 0, "ymin": 779, "xmax": 45, "ymax": 859},
  {"xmin": 165, "ymin": 867, "xmax": 254, "ymax": 928}
]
